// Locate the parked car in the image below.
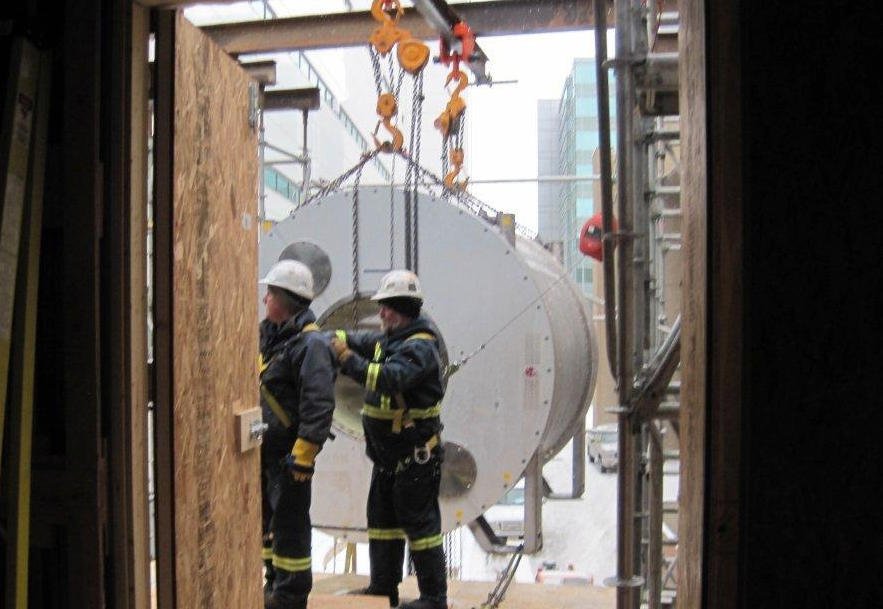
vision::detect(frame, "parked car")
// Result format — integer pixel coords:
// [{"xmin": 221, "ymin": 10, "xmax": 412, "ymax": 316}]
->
[
  {"xmin": 536, "ymin": 568, "xmax": 593, "ymax": 586},
  {"xmin": 483, "ymin": 480, "xmax": 525, "ymax": 539},
  {"xmin": 587, "ymin": 423, "xmax": 618, "ymax": 473}
]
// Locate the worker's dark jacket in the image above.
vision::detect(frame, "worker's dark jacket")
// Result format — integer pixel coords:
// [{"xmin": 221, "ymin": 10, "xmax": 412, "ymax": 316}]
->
[
  {"xmin": 259, "ymin": 309, "xmax": 336, "ymax": 459},
  {"xmin": 339, "ymin": 316, "xmax": 444, "ymax": 470}
]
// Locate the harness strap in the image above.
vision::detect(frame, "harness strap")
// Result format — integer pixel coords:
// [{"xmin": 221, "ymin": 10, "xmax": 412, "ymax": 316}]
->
[
  {"xmin": 361, "ymin": 403, "xmax": 441, "ymax": 420},
  {"xmin": 261, "ymin": 384, "xmax": 291, "ymax": 428},
  {"xmin": 260, "ymin": 322, "xmax": 321, "ymax": 429}
]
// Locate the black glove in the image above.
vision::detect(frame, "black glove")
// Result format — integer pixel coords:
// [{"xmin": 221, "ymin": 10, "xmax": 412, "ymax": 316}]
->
[{"xmin": 282, "ymin": 453, "xmax": 314, "ymax": 482}]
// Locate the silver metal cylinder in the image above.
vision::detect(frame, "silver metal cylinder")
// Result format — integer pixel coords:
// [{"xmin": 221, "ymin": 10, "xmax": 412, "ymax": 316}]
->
[{"xmin": 258, "ymin": 189, "xmax": 597, "ymax": 538}]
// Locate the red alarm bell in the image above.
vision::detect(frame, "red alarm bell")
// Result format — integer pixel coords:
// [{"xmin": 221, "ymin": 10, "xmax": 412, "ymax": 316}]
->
[{"xmin": 579, "ymin": 213, "xmax": 617, "ymax": 262}]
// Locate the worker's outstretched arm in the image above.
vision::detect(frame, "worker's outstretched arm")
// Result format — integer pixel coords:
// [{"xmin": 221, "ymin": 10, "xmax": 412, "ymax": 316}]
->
[
  {"xmin": 339, "ymin": 338, "xmax": 437, "ymax": 394},
  {"xmin": 331, "ymin": 329, "xmax": 382, "ymax": 360}
]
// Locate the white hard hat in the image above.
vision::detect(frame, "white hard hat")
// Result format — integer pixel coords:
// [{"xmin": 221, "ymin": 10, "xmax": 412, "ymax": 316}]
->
[
  {"xmin": 371, "ymin": 269, "xmax": 423, "ymax": 301},
  {"xmin": 259, "ymin": 259, "xmax": 315, "ymax": 300}
]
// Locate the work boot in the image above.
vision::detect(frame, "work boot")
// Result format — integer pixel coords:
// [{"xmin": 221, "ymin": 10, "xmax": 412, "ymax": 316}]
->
[
  {"xmin": 406, "ymin": 547, "xmax": 447, "ymax": 609},
  {"xmin": 265, "ymin": 592, "xmax": 307, "ymax": 609},
  {"xmin": 398, "ymin": 597, "xmax": 447, "ymax": 609},
  {"xmin": 347, "ymin": 585, "xmax": 399, "ymax": 607}
]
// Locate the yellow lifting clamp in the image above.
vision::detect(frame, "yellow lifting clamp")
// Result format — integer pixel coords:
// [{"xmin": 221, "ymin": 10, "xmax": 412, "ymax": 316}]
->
[
  {"xmin": 373, "ymin": 92, "xmax": 404, "ymax": 152},
  {"xmin": 369, "ymin": 0, "xmax": 409, "ymax": 56}
]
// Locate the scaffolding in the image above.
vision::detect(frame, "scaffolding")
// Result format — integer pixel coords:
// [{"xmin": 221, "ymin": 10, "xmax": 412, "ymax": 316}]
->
[{"xmin": 595, "ymin": 1, "xmax": 682, "ymax": 609}]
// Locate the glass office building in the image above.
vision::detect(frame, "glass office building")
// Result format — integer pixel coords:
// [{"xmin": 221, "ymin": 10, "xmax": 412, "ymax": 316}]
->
[{"xmin": 538, "ymin": 59, "xmax": 615, "ymax": 297}]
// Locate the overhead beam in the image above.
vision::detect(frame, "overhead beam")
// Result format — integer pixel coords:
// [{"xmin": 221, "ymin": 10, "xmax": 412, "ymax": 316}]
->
[
  {"xmin": 262, "ymin": 87, "xmax": 320, "ymax": 111},
  {"xmin": 239, "ymin": 59, "xmax": 277, "ymax": 86},
  {"xmin": 197, "ymin": 0, "xmax": 603, "ymax": 56}
]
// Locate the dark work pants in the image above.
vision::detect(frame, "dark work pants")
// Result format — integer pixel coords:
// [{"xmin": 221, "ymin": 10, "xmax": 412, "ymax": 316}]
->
[
  {"xmin": 367, "ymin": 456, "xmax": 447, "ymax": 603},
  {"xmin": 263, "ymin": 461, "xmax": 313, "ymax": 609}
]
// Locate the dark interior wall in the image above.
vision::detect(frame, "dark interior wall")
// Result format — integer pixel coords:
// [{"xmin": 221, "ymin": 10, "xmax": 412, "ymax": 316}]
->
[
  {"xmin": 1, "ymin": 1, "xmax": 136, "ymax": 607},
  {"xmin": 738, "ymin": 1, "xmax": 882, "ymax": 607}
]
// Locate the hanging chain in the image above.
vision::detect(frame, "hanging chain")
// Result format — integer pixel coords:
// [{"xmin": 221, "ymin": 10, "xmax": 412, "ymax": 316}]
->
[
  {"xmin": 405, "ymin": 76, "xmax": 416, "ymax": 192},
  {"xmin": 370, "ymin": 46, "xmax": 383, "ymax": 97},
  {"xmin": 440, "ymin": 136, "xmax": 449, "ymax": 196},
  {"xmin": 454, "ymin": 117, "xmax": 467, "ymax": 206},
  {"xmin": 389, "ymin": 150, "xmax": 396, "ymax": 268},
  {"xmin": 350, "ymin": 158, "xmax": 368, "ymax": 327},
  {"xmin": 395, "ymin": 58, "xmax": 405, "ymax": 99},
  {"xmin": 412, "ymin": 70, "xmax": 424, "ymax": 274},
  {"xmin": 386, "ymin": 52, "xmax": 396, "ymax": 95}
]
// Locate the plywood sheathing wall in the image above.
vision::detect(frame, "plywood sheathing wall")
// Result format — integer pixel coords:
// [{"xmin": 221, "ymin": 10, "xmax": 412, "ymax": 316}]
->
[{"xmin": 173, "ymin": 13, "xmax": 260, "ymax": 608}]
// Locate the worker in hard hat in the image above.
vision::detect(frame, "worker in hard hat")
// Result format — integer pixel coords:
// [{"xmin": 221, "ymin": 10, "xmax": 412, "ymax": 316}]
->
[
  {"xmin": 331, "ymin": 269, "xmax": 447, "ymax": 609},
  {"xmin": 258, "ymin": 259, "xmax": 336, "ymax": 609}
]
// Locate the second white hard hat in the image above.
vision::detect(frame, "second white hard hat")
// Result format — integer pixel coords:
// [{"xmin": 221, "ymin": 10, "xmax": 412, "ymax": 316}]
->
[
  {"xmin": 259, "ymin": 259, "xmax": 315, "ymax": 300},
  {"xmin": 371, "ymin": 269, "xmax": 423, "ymax": 301}
]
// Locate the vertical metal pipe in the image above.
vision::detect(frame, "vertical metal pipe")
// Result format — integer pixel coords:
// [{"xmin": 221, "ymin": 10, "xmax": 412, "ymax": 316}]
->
[
  {"xmin": 612, "ymin": 1, "xmax": 639, "ymax": 609},
  {"xmin": 571, "ymin": 419, "xmax": 586, "ymax": 498},
  {"xmin": 594, "ymin": 0, "xmax": 618, "ymax": 380},
  {"xmin": 633, "ymin": 115, "xmax": 650, "ymax": 375},
  {"xmin": 629, "ymin": 9, "xmax": 651, "ymax": 609},
  {"xmin": 301, "ymin": 109, "xmax": 311, "ymax": 206},
  {"xmin": 647, "ymin": 121, "xmax": 660, "ymax": 350},
  {"xmin": 258, "ymin": 105, "xmax": 266, "ymax": 219},
  {"xmin": 647, "ymin": 425, "xmax": 664, "ymax": 609},
  {"xmin": 522, "ymin": 451, "xmax": 544, "ymax": 553},
  {"xmin": 404, "ymin": 190, "xmax": 412, "ymax": 270}
]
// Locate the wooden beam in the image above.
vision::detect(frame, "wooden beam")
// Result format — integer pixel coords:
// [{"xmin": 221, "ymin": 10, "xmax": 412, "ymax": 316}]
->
[
  {"xmin": 153, "ymin": 9, "xmax": 177, "ymax": 609},
  {"xmin": 199, "ymin": 0, "xmax": 602, "ymax": 55},
  {"xmin": 62, "ymin": 0, "xmax": 106, "ymax": 604},
  {"xmin": 677, "ymin": 0, "xmax": 707, "ymax": 606},
  {"xmin": 105, "ymin": 2, "xmax": 152, "ymax": 608},
  {"xmin": 128, "ymin": 7, "xmax": 153, "ymax": 603}
]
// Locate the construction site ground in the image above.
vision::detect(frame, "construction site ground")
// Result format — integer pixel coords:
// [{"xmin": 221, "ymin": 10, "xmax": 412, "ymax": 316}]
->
[
  {"xmin": 310, "ymin": 573, "xmax": 615, "ymax": 609},
  {"xmin": 148, "ymin": 565, "xmax": 615, "ymax": 609}
]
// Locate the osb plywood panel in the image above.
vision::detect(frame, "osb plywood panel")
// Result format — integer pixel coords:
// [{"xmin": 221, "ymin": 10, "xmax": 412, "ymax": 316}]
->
[{"xmin": 173, "ymin": 13, "xmax": 260, "ymax": 609}]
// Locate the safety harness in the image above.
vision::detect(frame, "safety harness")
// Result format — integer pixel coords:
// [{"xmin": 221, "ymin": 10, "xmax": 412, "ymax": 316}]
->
[{"xmin": 259, "ymin": 322, "xmax": 320, "ymax": 429}]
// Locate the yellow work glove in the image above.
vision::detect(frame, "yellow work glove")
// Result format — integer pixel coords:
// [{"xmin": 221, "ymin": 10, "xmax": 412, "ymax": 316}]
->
[
  {"xmin": 330, "ymin": 336, "xmax": 352, "ymax": 363},
  {"xmin": 287, "ymin": 438, "xmax": 320, "ymax": 482}
]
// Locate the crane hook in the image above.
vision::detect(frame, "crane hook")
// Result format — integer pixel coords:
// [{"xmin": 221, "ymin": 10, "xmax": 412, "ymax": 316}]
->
[
  {"xmin": 444, "ymin": 147, "xmax": 468, "ymax": 190},
  {"xmin": 446, "ymin": 69, "xmax": 469, "ymax": 100}
]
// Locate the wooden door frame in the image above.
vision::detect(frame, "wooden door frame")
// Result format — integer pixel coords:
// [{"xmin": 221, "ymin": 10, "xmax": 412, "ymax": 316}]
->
[{"xmin": 679, "ymin": 1, "xmax": 743, "ymax": 608}]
